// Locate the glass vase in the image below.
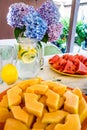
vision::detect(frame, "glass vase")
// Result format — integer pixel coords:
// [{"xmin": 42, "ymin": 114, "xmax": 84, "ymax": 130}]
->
[{"xmin": 16, "ymin": 38, "xmax": 41, "ymax": 79}]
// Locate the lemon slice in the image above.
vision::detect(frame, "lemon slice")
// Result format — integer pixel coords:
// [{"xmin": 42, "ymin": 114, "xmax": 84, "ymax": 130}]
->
[
  {"xmin": 18, "ymin": 49, "xmax": 28, "ymax": 59},
  {"xmin": 30, "ymin": 48, "xmax": 37, "ymax": 53},
  {"xmin": 21, "ymin": 51, "xmax": 36, "ymax": 63}
]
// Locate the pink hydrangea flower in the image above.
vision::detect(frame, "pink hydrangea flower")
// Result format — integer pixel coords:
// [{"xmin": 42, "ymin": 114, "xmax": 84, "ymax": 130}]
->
[{"xmin": 48, "ymin": 23, "xmax": 63, "ymax": 42}]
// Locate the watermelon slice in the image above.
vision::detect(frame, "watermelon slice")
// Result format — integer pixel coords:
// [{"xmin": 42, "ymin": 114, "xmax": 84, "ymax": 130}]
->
[
  {"xmin": 62, "ymin": 54, "xmax": 70, "ymax": 60},
  {"xmin": 49, "ymin": 55, "xmax": 60, "ymax": 64},
  {"xmin": 52, "ymin": 57, "xmax": 66, "ymax": 71},
  {"xmin": 77, "ymin": 55, "xmax": 86, "ymax": 63},
  {"xmin": 49, "ymin": 54, "xmax": 87, "ymax": 75},
  {"xmin": 57, "ymin": 58, "xmax": 67, "ymax": 71},
  {"xmin": 82, "ymin": 58, "xmax": 87, "ymax": 67},
  {"xmin": 52, "ymin": 61, "xmax": 60, "ymax": 70},
  {"xmin": 71, "ymin": 58, "xmax": 79, "ymax": 67},
  {"xmin": 76, "ymin": 61, "xmax": 87, "ymax": 75},
  {"xmin": 63, "ymin": 60, "xmax": 76, "ymax": 74}
]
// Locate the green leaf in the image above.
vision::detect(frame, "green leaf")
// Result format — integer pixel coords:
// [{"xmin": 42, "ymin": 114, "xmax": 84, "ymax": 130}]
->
[
  {"xmin": 41, "ymin": 33, "xmax": 49, "ymax": 43},
  {"xmin": 76, "ymin": 21, "xmax": 87, "ymax": 41},
  {"xmin": 14, "ymin": 26, "xmax": 26, "ymax": 40}
]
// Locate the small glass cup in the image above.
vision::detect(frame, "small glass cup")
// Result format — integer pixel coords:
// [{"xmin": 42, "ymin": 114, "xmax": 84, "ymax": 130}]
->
[{"xmin": 0, "ymin": 44, "xmax": 17, "ymax": 84}]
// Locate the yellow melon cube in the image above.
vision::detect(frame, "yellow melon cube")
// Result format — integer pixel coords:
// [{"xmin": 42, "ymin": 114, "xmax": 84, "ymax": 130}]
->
[
  {"xmin": 0, "ymin": 95, "xmax": 8, "ymax": 108},
  {"xmin": 32, "ymin": 120, "xmax": 47, "ymax": 129},
  {"xmin": 11, "ymin": 106, "xmax": 29, "ymax": 125},
  {"xmin": 4, "ymin": 118, "xmax": 28, "ymax": 130},
  {"xmin": 0, "ymin": 107, "xmax": 12, "ymax": 123},
  {"xmin": 23, "ymin": 107, "xmax": 35, "ymax": 127},
  {"xmin": 48, "ymin": 96, "xmax": 64, "ymax": 112},
  {"xmin": 46, "ymin": 89, "xmax": 60, "ymax": 110},
  {"xmin": 58, "ymin": 96, "xmax": 64, "ymax": 109},
  {"xmin": 48, "ymin": 107, "xmax": 56, "ymax": 113},
  {"xmin": 18, "ymin": 77, "xmax": 42, "ymax": 90},
  {"xmin": 64, "ymin": 90, "xmax": 79, "ymax": 114},
  {"xmin": 36, "ymin": 108, "xmax": 48, "ymax": 123},
  {"xmin": 7, "ymin": 86, "xmax": 22, "ymax": 107},
  {"xmin": 54, "ymin": 114, "xmax": 81, "ymax": 130},
  {"xmin": 27, "ymin": 114, "xmax": 35, "ymax": 128},
  {"xmin": 41, "ymin": 81, "xmax": 67, "ymax": 95},
  {"xmin": 42, "ymin": 110, "xmax": 67, "ymax": 123},
  {"xmin": 39, "ymin": 95, "xmax": 47, "ymax": 105},
  {"xmin": 26, "ymin": 84, "xmax": 48, "ymax": 95},
  {"xmin": 45, "ymin": 123, "xmax": 56, "ymax": 130},
  {"xmin": 72, "ymin": 87, "xmax": 82, "ymax": 99},
  {"xmin": 31, "ymin": 128, "xmax": 44, "ymax": 130},
  {"xmin": 24, "ymin": 93, "xmax": 44, "ymax": 117},
  {"xmin": 79, "ymin": 97, "xmax": 87, "ymax": 123}
]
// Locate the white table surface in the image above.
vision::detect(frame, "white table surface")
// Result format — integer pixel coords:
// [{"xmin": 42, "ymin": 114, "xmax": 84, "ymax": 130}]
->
[{"xmin": 0, "ymin": 39, "xmax": 87, "ymax": 94}]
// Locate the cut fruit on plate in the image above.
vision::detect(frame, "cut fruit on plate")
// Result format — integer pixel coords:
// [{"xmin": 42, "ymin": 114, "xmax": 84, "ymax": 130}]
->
[
  {"xmin": 49, "ymin": 63, "xmax": 87, "ymax": 77},
  {"xmin": 49, "ymin": 54, "xmax": 87, "ymax": 77},
  {"xmin": 0, "ymin": 78, "xmax": 87, "ymax": 130}
]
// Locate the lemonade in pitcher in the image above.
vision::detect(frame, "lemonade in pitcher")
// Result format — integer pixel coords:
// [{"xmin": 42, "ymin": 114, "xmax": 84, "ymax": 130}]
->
[{"xmin": 16, "ymin": 38, "xmax": 40, "ymax": 79}]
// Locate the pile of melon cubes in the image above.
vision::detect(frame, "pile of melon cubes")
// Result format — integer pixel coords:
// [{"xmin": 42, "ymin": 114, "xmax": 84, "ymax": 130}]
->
[{"xmin": 0, "ymin": 77, "xmax": 87, "ymax": 130}]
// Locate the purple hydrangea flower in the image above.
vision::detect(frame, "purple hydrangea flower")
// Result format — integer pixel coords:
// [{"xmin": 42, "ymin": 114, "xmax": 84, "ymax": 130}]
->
[
  {"xmin": 47, "ymin": 23, "xmax": 63, "ymax": 42},
  {"xmin": 23, "ymin": 12, "xmax": 47, "ymax": 41},
  {"xmin": 37, "ymin": 0, "xmax": 60, "ymax": 25},
  {"xmin": 7, "ymin": 1, "xmax": 62, "ymax": 42},
  {"xmin": 37, "ymin": 0, "xmax": 62, "ymax": 42},
  {"xmin": 7, "ymin": 2, "xmax": 35, "ymax": 28}
]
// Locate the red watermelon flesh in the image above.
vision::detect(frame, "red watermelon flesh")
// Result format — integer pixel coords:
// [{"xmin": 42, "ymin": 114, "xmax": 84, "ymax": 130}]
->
[
  {"xmin": 63, "ymin": 60, "xmax": 76, "ymax": 74},
  {"xmin": 52, "ymin": 58, "xmax": 67, "ymax": 71},
  {"xmin": 49, "ymin": 55, "xmax": 60, "ymax": 64},
  {"xmin": 57, "ymin": 58, "xmax": 67, "ymax": 71},
  {"xmin": 49, "ymin": 54, "xmax": 87, "ymax": 75},
  {"xmin": 83, "ymin": 58, "xmax": 87, "ymax": 67},
  {"xmin": 71, "ymin": 58, "xmax": 79, "ymax": 67},
  {"xmin": 76, "ymin": 61, "xmax": 87, "ymax": 75},
  {"xmin": 78, "ymin": 55, "xmax": 86, "ymax": 62},
  {"xmin": 62, "ymin": 54, "xmax": 70, "ymax": 60},
  {"xmin": 52, "ymin": 61, "xmax": 60, "ymax": 70}
]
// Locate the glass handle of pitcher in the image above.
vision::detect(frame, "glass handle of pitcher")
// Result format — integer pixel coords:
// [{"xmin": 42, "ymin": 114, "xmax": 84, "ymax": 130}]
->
[{"xmin": 37, "ymin": 41, "xmax": 44, "ymax": 67}]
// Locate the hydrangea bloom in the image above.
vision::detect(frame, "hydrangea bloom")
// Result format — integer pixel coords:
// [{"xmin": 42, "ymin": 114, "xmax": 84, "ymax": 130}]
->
[
  {"xmin": 47, "ymin": 23, "xmax": 63, "ymax": 42},
  {"xmin": 37, "ymin": 0, "xmax": 62, "ymax": 42},
  {"xmin": 7, "ymin": 1, "xmax": 62, "ymax": 42},
  {"xmin": 23, "ymin": 12, "xmax": 47, "ymax": 41},
  {"xmin": 7, "ymin": 2, "xmax": 35, "ymax": 28},
  {"xmin": 37, "ymin": 0, "xmax": 60, "ymax": 25},
  {"xmin": 7, "ymin": 2, "xmax": 28, "ymax": 28}
]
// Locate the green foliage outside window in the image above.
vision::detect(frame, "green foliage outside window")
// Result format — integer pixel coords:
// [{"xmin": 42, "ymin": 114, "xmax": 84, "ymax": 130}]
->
[
  {"xmin": 57, "ymin": 18, "xmax": 69, "ymax": 44},
  {"xmin": 56, "ymin": 19, "xmax": 87, "ymax": 47},
  {"xmin": 54, "ymin": 18, "xmax": 69, "ymax": 53},
  {"xmin": 75, "ymin": 21, "xmax": 87, "ymax": 46}
]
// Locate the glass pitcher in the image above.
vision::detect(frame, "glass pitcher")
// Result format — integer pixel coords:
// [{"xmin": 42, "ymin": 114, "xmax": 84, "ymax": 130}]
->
[{"xmin": 16, "ymin": 38, "xmax": 41, "ymax": 79}]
